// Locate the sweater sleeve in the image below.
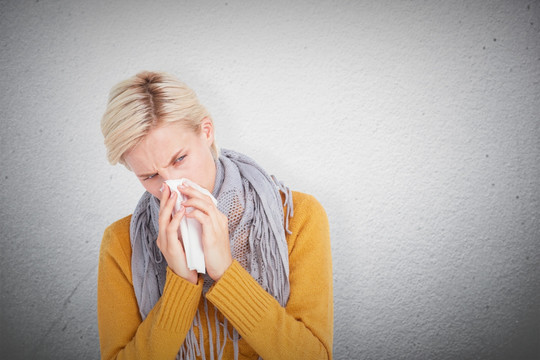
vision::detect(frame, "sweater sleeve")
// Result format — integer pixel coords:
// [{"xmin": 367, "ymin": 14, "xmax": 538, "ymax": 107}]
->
[
  {"xmin": 97, "ymin": 216, "xmax": 203, "ymax": 360},
  {"xmin": 205, "ymin": 193, "xmax": 333, "ymax": 360}
]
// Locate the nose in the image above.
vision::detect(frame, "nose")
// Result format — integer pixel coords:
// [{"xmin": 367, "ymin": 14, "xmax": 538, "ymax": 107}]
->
[
  {"xmin": 160, "ymin": 174, "xmax": 170, "ymax": 182},
  {"xmin": 158, "ymin": 167, "xmax": 182, "ymax": 182},
  {"xmin": 154, "ymin": 169, "xmax": 173, "ymax": 201},
  {"xmin": 158, "ymin": 168, "xmax": 173, "ymax": 181}
]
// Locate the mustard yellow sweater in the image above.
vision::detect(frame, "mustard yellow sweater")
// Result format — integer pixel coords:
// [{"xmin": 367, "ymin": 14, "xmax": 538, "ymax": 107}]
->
[{"xmin": 98, "ymin": 191, "xmax": 333, "ymax": 360}]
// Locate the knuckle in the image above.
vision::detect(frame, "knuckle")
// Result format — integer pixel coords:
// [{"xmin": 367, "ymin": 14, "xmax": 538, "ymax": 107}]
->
[{"xmin": 199, "ymin": 215, "xmax": 209, "ymax": 225}]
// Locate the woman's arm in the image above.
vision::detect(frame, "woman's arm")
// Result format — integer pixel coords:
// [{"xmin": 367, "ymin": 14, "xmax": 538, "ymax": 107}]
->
[
  {"xmin": 205, "ymin": 193, "xmax": 333, "ymax": 360},
  {"xmin": 97, "ymin": 216, "xmax": 203, "ymax": 360}
]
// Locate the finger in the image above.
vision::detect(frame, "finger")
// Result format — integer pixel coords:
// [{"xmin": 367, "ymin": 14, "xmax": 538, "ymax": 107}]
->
[
  {"xmin": 159, "ymin": 184, "xmax": 169, "ymax": 211},
  {"xmin": 159, "ymin": 190, "xmax": 177, "ymax": 228},
  {"xmin": 186, "ymin": 209, "xmax": 229, "ymax": 251},
  {"xmin": 166, "ymin": 206, "xmax": 185, "ymax": 245},
  {"xmin": 184, "ymin": 208, "xmax": 211, "ymax": 228},
  {"xmin": 168, "ymin": 206, "xmax": 185, "ymax": 238},
  {"xmin": 181, "ymin": 197, "xmax": 215, "ymax": 215},
  {"xmin": 178, "ymin": 184, "xmax": 213, "ymax": 203}
]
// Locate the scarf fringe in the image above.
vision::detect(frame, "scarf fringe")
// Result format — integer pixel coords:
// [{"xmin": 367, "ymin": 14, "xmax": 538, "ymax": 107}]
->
[
  {"xmin": 178, "ymin": 301, "xmax": 242, "ymax": 360},
  {"xmin": 271, "ymin": 175, "xmax": 294, "ymax": 235}
]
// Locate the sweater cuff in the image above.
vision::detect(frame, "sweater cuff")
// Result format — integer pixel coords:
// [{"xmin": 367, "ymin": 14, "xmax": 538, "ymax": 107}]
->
[
  {"xmin": 206, "ymin": 260, "xmax": 275, "ymax": 335},
  {"xmin": 156, "ymin": 267, "xmax": 203, "ymax": 332}
]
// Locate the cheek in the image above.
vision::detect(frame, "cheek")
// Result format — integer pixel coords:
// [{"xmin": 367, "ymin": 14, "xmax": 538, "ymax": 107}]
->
[
  {"xmin": 150, "ymin": 189, "xmax": 163, "ymax": 201},
  {"xmin": 140, "ymin": 180, "xmax": 162, "ymax": 200},
  {"xmin": 190, "ymin": 156, "xmax": 210, "ymax": 180},
  {"xmin": 193, "ymin": 153, "xmax": 216, "ymax": 191}
]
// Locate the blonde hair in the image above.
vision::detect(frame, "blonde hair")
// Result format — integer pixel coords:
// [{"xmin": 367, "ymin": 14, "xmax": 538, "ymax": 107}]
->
[{"xmin": 101, "ymin": 71, "xmax": 217, "ymax": 167}]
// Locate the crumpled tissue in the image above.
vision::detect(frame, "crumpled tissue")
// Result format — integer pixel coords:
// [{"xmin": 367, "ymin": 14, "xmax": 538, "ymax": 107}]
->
[{"xmin": 165, "ymin": 178, "xmax": 217, "ymax": 274}]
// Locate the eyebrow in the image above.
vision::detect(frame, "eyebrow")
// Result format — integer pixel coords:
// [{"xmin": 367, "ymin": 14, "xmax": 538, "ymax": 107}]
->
[{"xmin": 136, "ymin": 148, "xmax": 185, "ymax": 178}]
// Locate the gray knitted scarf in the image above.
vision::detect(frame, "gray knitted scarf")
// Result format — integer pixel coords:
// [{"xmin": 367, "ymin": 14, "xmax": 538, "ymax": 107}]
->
[{"xmin": 130, "ymin": 149, "xmax": 293, "ymax": 359}]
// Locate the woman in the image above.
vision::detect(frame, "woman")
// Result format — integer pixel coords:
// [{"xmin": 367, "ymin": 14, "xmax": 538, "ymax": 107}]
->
[{"xmin": 98, "ymin": 71, "xmax": 333, "ymax": 360}]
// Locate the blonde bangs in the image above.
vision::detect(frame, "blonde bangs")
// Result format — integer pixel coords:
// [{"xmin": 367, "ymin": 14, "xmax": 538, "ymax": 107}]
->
[{"xmin": 101, "ymin": 71, "xmax": 217, "ymax": 167}]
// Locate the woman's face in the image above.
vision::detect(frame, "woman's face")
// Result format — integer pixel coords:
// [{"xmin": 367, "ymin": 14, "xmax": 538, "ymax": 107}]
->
[{"xmin": 124, "ymin": 119, "xmax": 216, "ymax": 200}]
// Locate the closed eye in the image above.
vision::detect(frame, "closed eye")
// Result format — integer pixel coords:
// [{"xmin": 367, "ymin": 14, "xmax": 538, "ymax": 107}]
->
[{"xmin": 143, "ymin": 174, "xmax": 157, "ymax": 181}]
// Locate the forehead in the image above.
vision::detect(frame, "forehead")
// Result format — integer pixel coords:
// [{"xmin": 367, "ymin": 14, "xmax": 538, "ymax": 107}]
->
[
  {"xmin": 143, "ymin": 122, "xmax": 193, "ymax": 145},
  {"xmin": 124, "ymin": 122, "xmax": 196, "ymax": 172}
]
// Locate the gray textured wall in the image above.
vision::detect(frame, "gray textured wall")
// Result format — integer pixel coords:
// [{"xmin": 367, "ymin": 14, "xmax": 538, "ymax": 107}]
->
[{"xmin": 1, "ymin": 1, "xmax": 539, "ymax": 359}]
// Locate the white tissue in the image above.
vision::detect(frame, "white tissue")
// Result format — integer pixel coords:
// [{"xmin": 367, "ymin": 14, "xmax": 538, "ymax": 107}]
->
[{"xmin": 164, "ymin": 178, "xmax": 217, "ymax": 274}]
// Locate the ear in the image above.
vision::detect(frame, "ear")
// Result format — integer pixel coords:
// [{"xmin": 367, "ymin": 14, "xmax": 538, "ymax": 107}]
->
[{"xmin": 200, "ymin": 117, "xmax": 214, "ymax": 146}]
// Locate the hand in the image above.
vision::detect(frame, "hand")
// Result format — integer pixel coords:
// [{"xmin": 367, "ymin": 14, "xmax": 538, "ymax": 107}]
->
[
  {"xmin": 156, "ymin": 185, "xmax": 198, "ymax": 284},
  {"xmin": 179, "ymin": 183, "xmax": 232, "ymax": 281}
]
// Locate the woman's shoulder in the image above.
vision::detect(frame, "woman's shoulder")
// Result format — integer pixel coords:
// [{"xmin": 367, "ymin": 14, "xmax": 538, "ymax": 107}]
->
[
  {"xmin": 104, "ymin": 214, "xmax": 132, "ymax": 238},
  {"xmin": 100, "ymin": 214, "xmax": 133, "ymax": 258},
  {"xmin": 286, "ymin": 191, "xmax": 329, "ymax": 244},
  {"xmin": 285, "ymin": 191, "xmax": 330, "ymax": 256},
  {"xmin": 290, "ymin": 191, "xmax": 324, "ymax": 208},
  {"xmin": 289, "ymin": 191, "xmax": 328, "ymax": 222}
]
